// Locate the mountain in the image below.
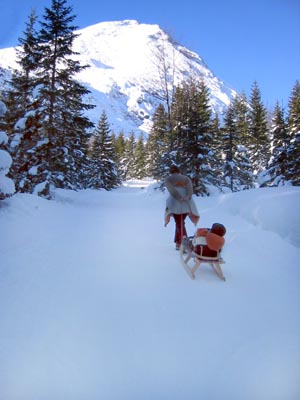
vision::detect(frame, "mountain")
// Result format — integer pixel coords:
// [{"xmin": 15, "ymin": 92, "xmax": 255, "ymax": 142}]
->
[{"xmin": 0, "ymin": 20, "xmax": 236, "ymax": 135}]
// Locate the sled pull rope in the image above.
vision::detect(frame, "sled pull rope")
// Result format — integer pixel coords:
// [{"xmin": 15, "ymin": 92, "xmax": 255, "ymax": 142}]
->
[{"xmin": 180, "ymin": 201, "xmax": 183, "ymax": 243}]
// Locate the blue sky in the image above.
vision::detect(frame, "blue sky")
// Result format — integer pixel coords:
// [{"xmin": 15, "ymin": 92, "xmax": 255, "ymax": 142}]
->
[{"xmin": 1, "ymin": 0, "xmax": 299, "ymax": 110}]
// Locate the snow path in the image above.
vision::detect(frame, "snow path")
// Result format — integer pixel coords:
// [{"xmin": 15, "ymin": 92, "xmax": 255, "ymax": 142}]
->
[{"xmin": 1, "ymin": 183, "xmax": 300, "ymax": 400}]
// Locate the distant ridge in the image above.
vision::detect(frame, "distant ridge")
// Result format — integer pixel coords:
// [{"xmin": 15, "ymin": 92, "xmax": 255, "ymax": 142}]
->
[{"xmin": 0, "ymin": 20, "xmax": 236, "ymax": 135}]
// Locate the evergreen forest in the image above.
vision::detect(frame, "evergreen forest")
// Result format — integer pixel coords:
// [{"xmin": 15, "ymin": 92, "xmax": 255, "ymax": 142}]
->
[{"xmin": 1, "ymin": 0, "xmax": 299, "ymax": 199}]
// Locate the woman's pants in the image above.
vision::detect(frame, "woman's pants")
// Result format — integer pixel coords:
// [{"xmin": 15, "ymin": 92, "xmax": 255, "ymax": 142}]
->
[{"xmin": 173, "ymin": 213, "xmax": 188, "ymax": 245}]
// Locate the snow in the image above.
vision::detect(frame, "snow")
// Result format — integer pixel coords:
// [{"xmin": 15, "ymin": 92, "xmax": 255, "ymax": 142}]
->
[
  {"xmin": 0, "ymin": 100, "xmax": 7, "ymax": 116},
  {"xmin": 1, "ymin": 182, "xmax": 300, "ymax": 400},
  {"xmin": 28, "ymin": 166, "xmax": 38, "ymax": 176},
  {"xmin": 0, "ymin": 130, "xmax": 8, "ymax": 145},
  {"xmin": 0, "ymin": 104, "xmax": 15, "ymax": 197},
  {"xmin": 0, "ymin": 173, "xmax": 15, "ymax": 195},
  {"xmin": 0, "ymin": 148, "xmax": 12, "ymax": 170},
  {"xmin": 0, "ymin": 20, "xmax": 236, "ymax": 136}
]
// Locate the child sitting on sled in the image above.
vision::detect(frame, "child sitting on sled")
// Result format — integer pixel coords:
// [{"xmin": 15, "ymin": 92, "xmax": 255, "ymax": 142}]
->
[{"xmin": 192, "ymin": 223, "xmax": 226, "ymax": 258}]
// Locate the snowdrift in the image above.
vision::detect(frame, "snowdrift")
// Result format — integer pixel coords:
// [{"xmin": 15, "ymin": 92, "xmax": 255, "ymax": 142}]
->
[{"xmin": 1, "ymin": 183, "xmax": 300, "ymax": 400}]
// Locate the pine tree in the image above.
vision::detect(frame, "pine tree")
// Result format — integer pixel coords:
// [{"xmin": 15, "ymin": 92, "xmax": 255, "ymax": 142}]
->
[
  {"xmin": 222, "ymin": 102, "xmax": 235, "ymax": 191},
  {"xmin": 123, "ymin": 132, "xmax": 136, "ymax": 180},
  {"xmin": 210, "ymin": 113, "xmax": 223, "ymax": 182},
  {"xmin": 286, "ymin": 80, "xmax": 300, "ymax": 185},
  {"xmin": 0, "ymin": 100, "xmax": 15, "ymax": 199},
  {"xmin": 87, "ymin": 130, "xmax": 103, "ymax": 190},
  {"xmin": 113, "ymin": 131, "xmax": 127, "ymax": 180},
  {"xmin": 34, "ymin": 0, "xmax": 95, "ymax": 196},
  {"xmin": 3, "ymin": 10, "xmax": 41, "ymax": 134},
  {"xmin": 222, "ymin": 94, "xmax": 253, "ymax": 191},
  {"xmin": 192, "ymin": 80, "xmax": 216, "ymax": 194},
  {"xmin": 132, "ymin": 133, "xmax": 146, "ymax": 179},
  {"xmin": 3, "ymin": 10, "xmax": 49, "ymax": 194},
  {"xmin": 90, "ymin": 111, "xmax": 120, "ymax": 190},
  {"xmin": 248, "ymin": 81, "xmax": 270, "ymax": 175},
  {"xmin": 171, "ymin": 80, "xmax": 214, "ymax": 195},
  {"xmin": 146, "ymin": 103, "xmax": 170, "ymax": 179},
  {"xmin": 265, "ymin": 102, "xmax": 289, "ymax": 186},
  {"xmin": 232, "ymin": 93, "xmax": 253, "ymax": 189},
  {"xmin": 169, "ymin": 84, "xmax": 188, "ymax": 167}
]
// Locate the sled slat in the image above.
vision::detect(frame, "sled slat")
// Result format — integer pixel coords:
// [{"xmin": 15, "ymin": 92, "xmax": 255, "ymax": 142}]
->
[{"xmin": 180, "ymin": 239, "xmax": 225, "ymax": 281}]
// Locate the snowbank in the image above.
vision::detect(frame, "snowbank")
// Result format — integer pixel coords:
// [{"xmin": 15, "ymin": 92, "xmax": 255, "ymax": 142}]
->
[{"xmin": 0, "ymin": 184, "xmax": 300, "ymax": 400}]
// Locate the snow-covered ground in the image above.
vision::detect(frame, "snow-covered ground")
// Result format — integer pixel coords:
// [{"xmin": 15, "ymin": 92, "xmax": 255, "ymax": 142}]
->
[{"xmin": 1, "ymin": 181, "xmax": 300, "ymax": 400}]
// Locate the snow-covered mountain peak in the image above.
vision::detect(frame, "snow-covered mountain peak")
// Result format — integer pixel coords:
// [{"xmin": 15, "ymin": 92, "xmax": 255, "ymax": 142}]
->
[
  {"xmin": 0, "ymin": 19, "xmax": 236, "ymax": 135},
  {"xmin": 75, "ymin": 20, "xmax": 163, "ymax": 83}
]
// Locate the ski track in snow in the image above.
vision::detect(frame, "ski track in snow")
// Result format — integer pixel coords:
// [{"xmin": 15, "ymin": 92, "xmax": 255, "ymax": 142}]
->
[{"xmin": 1, "ymin": 181, "xmax": 300, "ymax": 400}]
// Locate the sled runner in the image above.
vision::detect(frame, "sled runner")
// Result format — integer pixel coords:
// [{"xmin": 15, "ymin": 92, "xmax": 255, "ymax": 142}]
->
[{"xmin": 179, "ymin": 230, "xmax": 226, "ymax": 281}]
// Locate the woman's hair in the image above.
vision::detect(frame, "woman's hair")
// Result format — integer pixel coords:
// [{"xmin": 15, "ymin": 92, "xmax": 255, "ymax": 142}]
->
[{"xmin": 169, "ymin": 165, "xmax": 180, "ymax": 174}]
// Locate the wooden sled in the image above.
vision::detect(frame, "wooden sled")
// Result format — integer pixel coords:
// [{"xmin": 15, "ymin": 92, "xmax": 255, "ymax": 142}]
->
[{"xmin": 180, "ymin": 236, "xmax": 226, "ymax": 281}]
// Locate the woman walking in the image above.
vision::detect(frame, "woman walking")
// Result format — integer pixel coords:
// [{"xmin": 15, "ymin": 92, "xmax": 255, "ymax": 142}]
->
[{"xmin": 164, "ymin": 165, "xmax": 200, "ymax": 249}]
